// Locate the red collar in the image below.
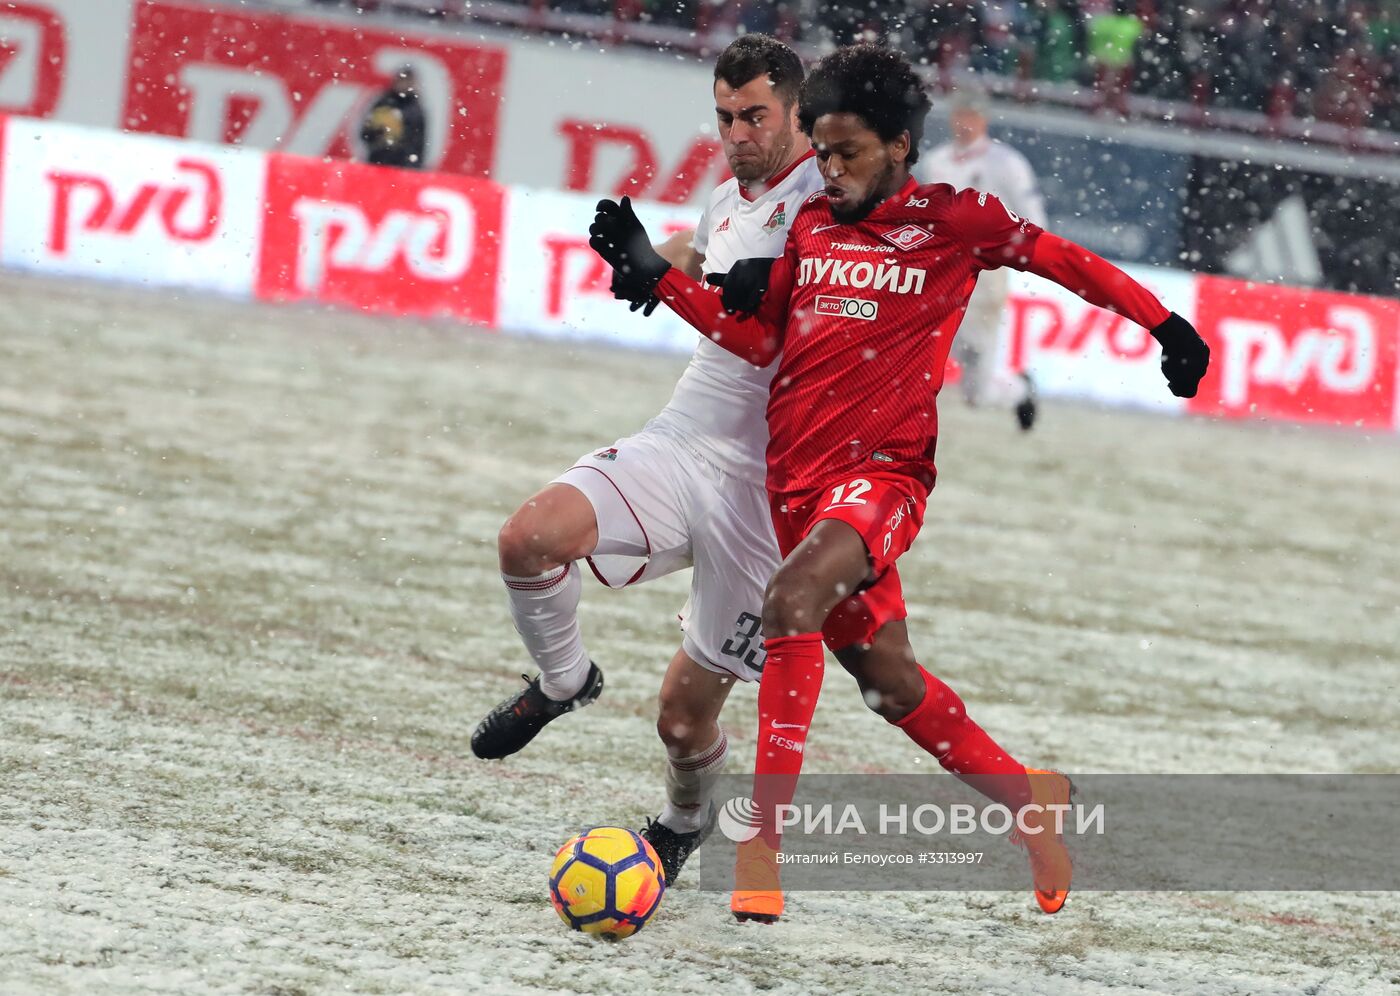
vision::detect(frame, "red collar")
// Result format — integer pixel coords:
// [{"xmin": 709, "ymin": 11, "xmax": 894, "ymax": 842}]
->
[
  {"xmin": 738, "ymin": 149, "xmax": 817, "ymax": 202},
  {"xmin": 865, "ymin": 176, "xmax": 921, "ymax": 220}
]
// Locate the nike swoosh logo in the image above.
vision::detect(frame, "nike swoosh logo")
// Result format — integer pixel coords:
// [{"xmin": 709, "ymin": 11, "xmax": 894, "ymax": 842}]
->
[
  {"xmin": 771, "ymin": 722, "xmax": 807, "ymax": 730},
  {"xmin": 813, "ymin": 224, "xmax": 842, "ymax": 233}
]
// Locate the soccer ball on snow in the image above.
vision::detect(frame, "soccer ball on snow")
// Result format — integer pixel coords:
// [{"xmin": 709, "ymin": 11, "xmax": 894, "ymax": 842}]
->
[{"xmin": 549, "ymin": 826, "xmax": 666, "ymax": 939}]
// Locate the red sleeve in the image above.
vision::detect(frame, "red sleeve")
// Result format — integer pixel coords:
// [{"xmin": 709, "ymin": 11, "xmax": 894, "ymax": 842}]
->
[
  {"xmin": 656, "ymin": 238, "xmax": 794, "ymax": 367},
  {"xmin": 1025, "ymin": 233, "xmax": 1170, "ymax": 330},
  {"xmin": 944, "ymin": 187, "xmax": 1043, "ymax": 272}
]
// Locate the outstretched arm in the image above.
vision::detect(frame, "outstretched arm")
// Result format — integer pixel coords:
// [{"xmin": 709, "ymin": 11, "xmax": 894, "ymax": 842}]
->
[
  {"xmin": 589, "ymin": 196, "xmax": 787, "ymax": 366},
  {"xmin": 655, "ymin": 258, "xmax": 791, "ymax": 367},
  {"xmin": 949, "ymin": 188, "xmax": 1210, "ymax": 398},
  {"xmin": 1024, "ymin": 233, "xmax": 1209, "ymax": 398},
  {"xmin": 1025, "ymin": 232, "xmax": 1169, "ymax": 330}
]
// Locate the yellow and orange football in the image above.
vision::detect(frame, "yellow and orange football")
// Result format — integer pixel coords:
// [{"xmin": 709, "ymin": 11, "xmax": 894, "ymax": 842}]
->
[{"xmin": 548, "ymin": 826, "xmax": 666, "ymax": 940}]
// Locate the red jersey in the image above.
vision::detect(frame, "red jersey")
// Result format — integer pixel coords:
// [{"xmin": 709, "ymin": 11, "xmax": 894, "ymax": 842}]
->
[{"xmin": 657, "ymin": 175, "xmax": 1169, "ymax": 497}]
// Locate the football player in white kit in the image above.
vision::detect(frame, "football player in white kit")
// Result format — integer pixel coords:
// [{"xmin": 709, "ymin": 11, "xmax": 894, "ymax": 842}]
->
[
  {"xmin": 922, "ymin": 88, "xmax": 1048, "ymax": 429},
  {"xmin": 471, "ymin": 35, "xmax": 822, "ymax": 888}
]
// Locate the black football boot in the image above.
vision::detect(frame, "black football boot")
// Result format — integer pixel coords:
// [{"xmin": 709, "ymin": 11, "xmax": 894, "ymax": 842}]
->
[
  {"xmin": 470, "ymin": 662, "xmax": 604, "ymax": 759},
  {"xmin": 640, "ymin": 803, "xmax": 717, "ymax": 885}
]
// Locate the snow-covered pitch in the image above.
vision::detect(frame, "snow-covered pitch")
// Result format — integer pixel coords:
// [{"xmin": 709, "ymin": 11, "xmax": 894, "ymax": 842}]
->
[{"xmin": 1, "ymin": 274, "xmax": 1396, "ymax": 995}]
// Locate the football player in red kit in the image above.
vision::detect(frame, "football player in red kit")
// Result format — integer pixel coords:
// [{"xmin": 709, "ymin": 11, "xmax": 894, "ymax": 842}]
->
[{"xmin": 590, "ymin": 45, "xmax": 1210, "ymax": 922}]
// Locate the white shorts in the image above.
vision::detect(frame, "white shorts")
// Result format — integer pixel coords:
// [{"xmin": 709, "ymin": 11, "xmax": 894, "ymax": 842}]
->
[{"xmin": 552, "ymin": 428, "xmax": 777, "ymax": 682}]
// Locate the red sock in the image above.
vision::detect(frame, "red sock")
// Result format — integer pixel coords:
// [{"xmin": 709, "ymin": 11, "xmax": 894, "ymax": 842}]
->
[
  {"xmin": 895, "ymin": 666, "xmax": 1031, "ymax": 810},
  {"xmin": 751, "ymin": 632, "xmax": 825, "ymax": 849}
]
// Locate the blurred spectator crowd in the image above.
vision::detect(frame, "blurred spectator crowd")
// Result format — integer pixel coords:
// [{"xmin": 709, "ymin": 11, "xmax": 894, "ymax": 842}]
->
[{"xmin": 316, "ymin": 0, "xmax": 1400, "ymax": 132}]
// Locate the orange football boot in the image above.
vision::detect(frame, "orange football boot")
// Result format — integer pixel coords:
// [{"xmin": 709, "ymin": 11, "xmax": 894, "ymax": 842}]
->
[
  {"xmin": 730, "ymin": 836, "xmax": 784, "ymax": 923},
  {"xmin": 1010, "ymin": 768, "xmax": 1074, "ymax": 914}
]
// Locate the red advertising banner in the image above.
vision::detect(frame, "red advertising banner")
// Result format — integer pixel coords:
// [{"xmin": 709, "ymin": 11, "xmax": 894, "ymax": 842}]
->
[
  {"xmin": 0, "ymin": 2, "xmax": 65, "ymax": 118},
  {"xmin": 256, "ymin": 154, "xmax": 503, "ymax": 326},
  {"xmin": 122, "ymin": 0, "xmax": 505, "ymax": 177},
  {"xmin": 1, "ymin": 104, "xmax": 1397, "ymax": 435},
  {"xmin": 1190, "ymin": 274, "xmax": 1400, "ymax": 429},
  {"xmin": 555, "ymin": 118, "xmax": 728, "ymax": 203}
]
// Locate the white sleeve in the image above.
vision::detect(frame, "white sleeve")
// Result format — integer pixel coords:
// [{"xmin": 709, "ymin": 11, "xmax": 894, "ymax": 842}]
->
[{"xmin": 691, "ymin": 197, "xmax": 713, "ymax": 258}]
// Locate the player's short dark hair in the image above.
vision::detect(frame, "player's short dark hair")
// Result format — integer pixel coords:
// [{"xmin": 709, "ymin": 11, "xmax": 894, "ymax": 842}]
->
[
  {"xmin": 798, "ymin": 45, "xmax": 932, "ymax": 165},
  {"xmin": 713, "ymin": 34, "xmax": 804, "ymax": 107}
]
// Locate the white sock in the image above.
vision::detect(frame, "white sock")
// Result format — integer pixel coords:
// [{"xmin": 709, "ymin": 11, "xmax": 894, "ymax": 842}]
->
[
  {"xmin": 502, "ymin": 564, "xmax": 590, "ymax": 701},
  {"xmin": 660, "ymin": 731, "xmax": 729, "ymax": 833}
]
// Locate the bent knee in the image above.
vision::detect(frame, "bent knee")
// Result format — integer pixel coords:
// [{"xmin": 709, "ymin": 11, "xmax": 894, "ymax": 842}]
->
[
  {"xmin": 497, "ymin": 510, "xmax": 567, "ymax": 576},
  {"xmin": 654, "ymin": 705, "xmax": 694, "ymax": 753},
  {"xmin": 762, "ymin": 569, "xmax": 849, "ymax": 640},
  {"xmin": 499, "ymin": 486, "xmax": 599, "ymax": 576},
  {"xmin": 496, "ymin": 514, "xmax": 532, "ymax": 574},
  {"xmin": 762, "ymin": 579, "xmax": 818, "ymax": 640},
  {"xmin": 656, "ymin": 697, "xmax": 716, "ymax": 756}
]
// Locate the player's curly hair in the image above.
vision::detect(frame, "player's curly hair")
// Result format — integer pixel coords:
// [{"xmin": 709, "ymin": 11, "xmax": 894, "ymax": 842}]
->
[{"xmin": 797, "ymin": 45, "xmax": 932, "ymax": 165}]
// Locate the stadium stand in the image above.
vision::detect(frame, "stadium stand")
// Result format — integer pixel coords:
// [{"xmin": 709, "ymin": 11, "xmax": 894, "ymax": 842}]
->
[{"xmin": 305, "ymin": 0, "xmax": 1400, "ymax": 136}]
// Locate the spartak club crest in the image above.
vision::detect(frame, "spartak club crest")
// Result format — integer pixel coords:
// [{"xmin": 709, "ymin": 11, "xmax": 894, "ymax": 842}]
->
[{"xmin": 881, "ymin": 224, "xmax": 933, "ymax": 251}]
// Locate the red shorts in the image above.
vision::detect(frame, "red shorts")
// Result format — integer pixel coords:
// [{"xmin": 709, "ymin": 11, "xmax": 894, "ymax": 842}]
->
[{"xmin": 770, "ymin": 473, "xmax": 928, "ymax": 651}]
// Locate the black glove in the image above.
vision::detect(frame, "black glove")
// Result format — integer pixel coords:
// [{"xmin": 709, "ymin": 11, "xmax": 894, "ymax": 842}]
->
[
  {"xmin": 1149, "ymin": 312, "xmax": 1210, "ymax": 398},
  {"xmin": 705, "ymin": 256, "xmax": 774, "ymax": 315},
  {"xmin": 588, "ymin": 196, "xmax": 669, "ymax": 309},
  {"xmin": 610, "ymin": 270, "xmax": 660, "ymax": 317}
]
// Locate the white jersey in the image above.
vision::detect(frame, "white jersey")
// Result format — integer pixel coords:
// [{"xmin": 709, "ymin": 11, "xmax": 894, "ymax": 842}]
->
[
  {"xmin": 645, "ymin": 153, "xmax": 823, "ymax": 485},
  {"xmin": 920, "ymin": 137, "xmax": 1047, "ymax": 227}
]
